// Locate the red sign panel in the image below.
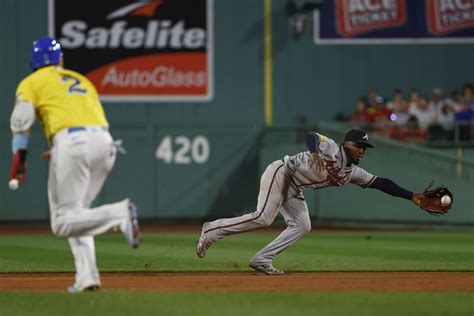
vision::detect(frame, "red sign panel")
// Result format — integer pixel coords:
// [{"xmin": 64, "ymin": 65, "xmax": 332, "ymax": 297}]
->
[
  {"xmin": 426, "ymin": 0, "xmax": 474, "ymax": 35},
  {"xmin": 335, "ymin": 0, "xmax": 407, "ymax": 37}
]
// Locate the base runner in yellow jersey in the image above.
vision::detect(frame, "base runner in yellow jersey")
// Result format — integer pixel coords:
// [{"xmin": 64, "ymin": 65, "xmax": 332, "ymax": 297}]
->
[{"xmin": 8, "ymin": 36, "xmax": 140, "ymax": 293}]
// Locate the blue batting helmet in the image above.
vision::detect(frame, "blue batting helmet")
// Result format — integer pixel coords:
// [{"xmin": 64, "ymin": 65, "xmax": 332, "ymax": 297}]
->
[{"xmin": 30, "ymin": 36, "xmax": 63, "ymax": 70}]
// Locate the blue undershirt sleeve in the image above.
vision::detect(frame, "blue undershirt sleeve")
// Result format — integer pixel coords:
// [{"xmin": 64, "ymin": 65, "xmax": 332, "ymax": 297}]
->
[
  {"xmin": 11, "ymin": 133, "xmax": 29, "ymax": 154},
  {"xmin": 368, "ymin": 177, "xmax": 413, "ymax": 200},
  {"xmin": 305, "ymin": 132, "xmax": 320, "ymax": 153}
]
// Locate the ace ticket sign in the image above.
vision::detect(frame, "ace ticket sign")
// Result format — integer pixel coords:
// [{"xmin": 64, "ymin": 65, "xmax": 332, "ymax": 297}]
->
[
  {"xmin": 314, "ymin": 0, "xmax": 474, "ymax": 44},
  {"xmin": 49, "ymin": 0, "xmax": 213, "ymax": 101}
]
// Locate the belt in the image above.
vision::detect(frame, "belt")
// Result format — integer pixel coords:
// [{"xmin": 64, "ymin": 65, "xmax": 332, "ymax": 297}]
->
[
  {"xmin": 68, "ymin": 127, "xmax": 86, "ymax": 133},
  {"xmin": 67, "ymin": 126, "xmax": 108, "ymax": 133}
]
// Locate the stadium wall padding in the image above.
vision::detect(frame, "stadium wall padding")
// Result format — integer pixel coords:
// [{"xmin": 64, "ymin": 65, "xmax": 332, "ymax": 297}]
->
[{"xmin": 0, "ymin": 0, "xmax": 472, "ymax": 225}]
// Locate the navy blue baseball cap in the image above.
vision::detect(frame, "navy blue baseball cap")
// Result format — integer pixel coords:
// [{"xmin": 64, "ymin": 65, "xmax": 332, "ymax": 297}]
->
[{"xmin": 344, "ymin": 129, "xmax": 374, "ymax": 148}]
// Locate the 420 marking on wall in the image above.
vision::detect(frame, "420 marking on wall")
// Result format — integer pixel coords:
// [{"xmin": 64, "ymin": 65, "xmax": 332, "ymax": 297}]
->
[{"xmin": 155, "ymin": 136, "xmax": 210, "ymax": 164}]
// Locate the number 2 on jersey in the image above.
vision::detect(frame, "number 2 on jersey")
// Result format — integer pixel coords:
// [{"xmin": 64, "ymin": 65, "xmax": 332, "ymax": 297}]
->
[{"xmin": 62, "ymin": 75, "xmax": 87, "ymax": 94}]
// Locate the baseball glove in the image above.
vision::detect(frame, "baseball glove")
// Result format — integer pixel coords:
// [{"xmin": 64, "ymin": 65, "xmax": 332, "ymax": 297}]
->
[{"xmin": 418, "ymin": 181, "xmax": 454, "ymax": 215}]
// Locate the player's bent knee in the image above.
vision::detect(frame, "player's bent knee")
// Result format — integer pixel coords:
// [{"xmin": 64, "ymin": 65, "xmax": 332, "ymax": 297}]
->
[
  {"xmin": 51, "ymin": 225, "xmax": 67, "ymax": 237},
  {"xmin": 254, "ymin": 216, "xmax": 273, "ymax": 227},
  {"xmin": 51, "ymin": 224, "xmax": 63, "ymax": 237},
  {"xmin": 299, "ymin": 221, "xmax": 312, "ymax": 235},
  {"xmin": 51, "ymin": 221, "xmax": 72, "ymax": 237}
]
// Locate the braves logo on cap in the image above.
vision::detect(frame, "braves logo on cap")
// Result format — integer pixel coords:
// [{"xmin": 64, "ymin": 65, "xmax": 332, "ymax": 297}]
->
[{"xmin": 344, "ymin": 129, "xmax": 374, "ymax": 148}]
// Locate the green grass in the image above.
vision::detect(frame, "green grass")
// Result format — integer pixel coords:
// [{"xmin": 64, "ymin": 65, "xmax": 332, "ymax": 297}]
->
[
  {"xmin": 0, "ymin": 292, "xmax": 472, "ymax": 316},
  {"xmin": 0, "ymin": 231, "xmax": 472, "ymax": 272},
  {"xmin": 0, "ymin": 230, "xmax": 472, "ymax": 316}
]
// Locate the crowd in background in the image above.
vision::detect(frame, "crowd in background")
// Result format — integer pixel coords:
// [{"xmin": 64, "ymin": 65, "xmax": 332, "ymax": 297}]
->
[{"xmin": 345, "ymin": 83, "xmax": 474, "ymax": 144}]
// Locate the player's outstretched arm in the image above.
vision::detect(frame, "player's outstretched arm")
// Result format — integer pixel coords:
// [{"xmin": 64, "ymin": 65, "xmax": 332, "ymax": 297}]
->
[
  {"xmin": 367, "ymin": 177, "xmax": 414, "ymax": 201},
  {"xmin": 368, "ymin": 178, "xmax": 453, "ymax": 215}
]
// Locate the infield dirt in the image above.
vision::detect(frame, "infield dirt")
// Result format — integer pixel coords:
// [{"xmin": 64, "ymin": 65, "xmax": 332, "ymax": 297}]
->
[{"xmin": 1, "ymin": 272, "xmax": 473, "ymax": 292}]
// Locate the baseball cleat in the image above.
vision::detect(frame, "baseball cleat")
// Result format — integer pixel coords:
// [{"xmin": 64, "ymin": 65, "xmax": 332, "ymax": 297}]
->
[
  {"xmin": 123, "ymin": 199, "xmax": 140, "ymax": 248},
  {"xmin": 67, "ymin": 284, "xmax": 100, "ymax": 293},
  {"xmin": 249, "ymin": 263, "xmax": 284, "ymax": 275},
  {"xmin": 196, "ymin": 223, "xmax": 212, "ymax": 258}
]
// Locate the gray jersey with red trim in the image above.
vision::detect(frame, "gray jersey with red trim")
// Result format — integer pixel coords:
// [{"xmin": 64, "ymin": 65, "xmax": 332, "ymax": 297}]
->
[{"xmin": 283, "ymin": 133, "xmax": 377, "ymax": 190}]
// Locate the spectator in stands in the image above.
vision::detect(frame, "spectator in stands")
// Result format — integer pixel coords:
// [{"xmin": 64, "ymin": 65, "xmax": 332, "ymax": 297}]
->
[
  {"xmin": 366, "ymin": 88, "xmax": 381, "ymax": 108},
  {"xmin": 408, "ymin": 89, "xmax": 420, "ymax": 110},
  {"xmin": 390, "ymin": 98, "xmax": 412, "ymax": 127},
  {"xmin": 435, "ymin": 103, "xmax": 455, "ymax": 141},
  {"xmin": 409, "ymin": 95, "xmax": 436, "ymax": 132},
  {"xmin": 463, "ymin": 83, "xmax": 474, "ymax": 140},
  {"xmin": 426, "ymin": 88, "xmax": 454, "ymax": 141},
  {"xmin": 445, "ymin": 90, "xmax": 463, "ymax": 109},
  {"xmin": 386, "ymin": 89, "xmax": 404, "ymax": 111},
  {"xmin": 429, "ymin": 88, "xmax": 445, "ymax": 114},
  {"xmin": 389, "ymin": 98, "xmax": 426, "ymax": 142},
  {"xmin": 351, "ymin": 84, "xmax": 471, "ymax": 143},
  {"xmin": 367, "ymin": 95, "xmax": 392, "ymax": 135},
  {"xmin": 349, "ymin": 99, "xmax": 372, "ymax": 130},
  {"xmin": 455, "ymin": 83, "xmax": 473, "ymax": 141},
  {"xmin": 462, "ymin": 83, "xmax": 473, "ymax": 113}
]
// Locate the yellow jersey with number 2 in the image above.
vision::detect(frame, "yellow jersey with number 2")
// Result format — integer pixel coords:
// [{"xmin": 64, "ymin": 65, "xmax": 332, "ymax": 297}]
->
[{"xmin": 15, "ymin": 65, "xmax": 108, "ymax": 141}]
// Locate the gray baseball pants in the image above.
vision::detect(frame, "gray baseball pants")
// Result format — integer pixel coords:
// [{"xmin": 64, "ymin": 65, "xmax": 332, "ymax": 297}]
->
[{"xmin": 203, "ymin": 160, "xmax": 311, "ymax": 265}]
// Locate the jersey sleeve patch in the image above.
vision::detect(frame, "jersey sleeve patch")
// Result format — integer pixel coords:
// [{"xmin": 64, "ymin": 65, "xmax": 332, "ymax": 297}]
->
[{"xmin": 317, "ymin": 134, "xmax": 327, "ymax": 142}]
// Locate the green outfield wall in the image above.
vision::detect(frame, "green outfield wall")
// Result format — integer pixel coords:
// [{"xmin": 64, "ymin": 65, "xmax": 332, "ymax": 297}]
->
[{"xmin": 0, "ymin": 0, "xmax": 472, "ymax": 226}]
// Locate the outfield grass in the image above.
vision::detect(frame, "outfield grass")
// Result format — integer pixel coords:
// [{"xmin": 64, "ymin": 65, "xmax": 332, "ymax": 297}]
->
[
  {"xmin": 0, "ymin": 292, "xmax": 473, "ymax": 316},
  {"xmin": 0, "ymin": 230, "xmax": 472, "ymax": 316},
  {"xmin": 0, "ymin": 231, "xmax": 472, "ymax": 272}
]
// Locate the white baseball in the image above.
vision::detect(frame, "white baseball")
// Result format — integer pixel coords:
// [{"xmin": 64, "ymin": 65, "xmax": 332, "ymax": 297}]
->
[
  {"xmin": 9, "ymin": 179, "xmax": 19, "ymax": 191},
  {"xmin": 441, "ymin": 195, "xmax": 451, "ymax": 206}
]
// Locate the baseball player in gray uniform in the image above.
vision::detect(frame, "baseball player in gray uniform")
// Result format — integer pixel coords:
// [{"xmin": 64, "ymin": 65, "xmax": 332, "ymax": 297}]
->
[{"xmin": 197, "ymin": 129, "xmax": 426, "ymax": 274}]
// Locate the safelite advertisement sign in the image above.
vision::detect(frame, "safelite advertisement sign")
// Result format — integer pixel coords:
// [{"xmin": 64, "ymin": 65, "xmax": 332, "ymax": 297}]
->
[{"xmin": 49, "ymin": 0, "xmax": 213, "ymax": 101}]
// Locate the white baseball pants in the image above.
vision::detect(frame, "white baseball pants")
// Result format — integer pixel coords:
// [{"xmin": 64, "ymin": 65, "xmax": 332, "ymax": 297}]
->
[
  {"xmin": 48, "ymin": 126, "xmax": 130, "ymax": 290},
  {"xmin": 203, "ymin": 160, "xmax": 312, "ymax": 265}
]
